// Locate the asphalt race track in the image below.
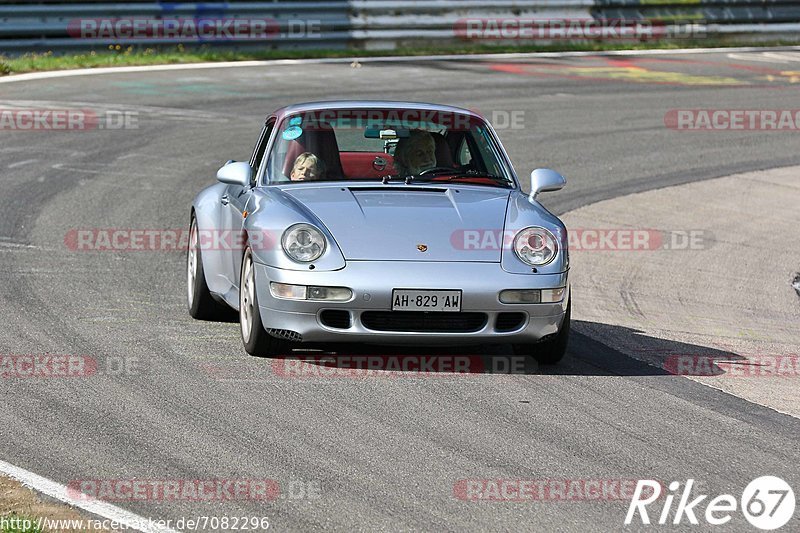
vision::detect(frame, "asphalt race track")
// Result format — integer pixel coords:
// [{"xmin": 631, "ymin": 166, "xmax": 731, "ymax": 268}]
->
[{"xmin": 1, "ymin": 50, "xmax": 799, "ymax": 531}]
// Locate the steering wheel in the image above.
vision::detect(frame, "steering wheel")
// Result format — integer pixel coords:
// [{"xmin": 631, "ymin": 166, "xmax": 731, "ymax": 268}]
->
[{"xmin": 418, "ymin": 166, "xmax": 457, "ymax": 176}]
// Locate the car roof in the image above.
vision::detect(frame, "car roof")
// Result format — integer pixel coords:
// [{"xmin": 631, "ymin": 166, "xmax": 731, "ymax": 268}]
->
[{"xmin": 268, "ymin": 100, "xmax": 485, "ymax": 122}]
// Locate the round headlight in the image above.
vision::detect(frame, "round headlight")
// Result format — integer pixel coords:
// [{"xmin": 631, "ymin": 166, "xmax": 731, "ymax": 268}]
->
[
  {"xmin": 513, "ymin": 227, "xmax": 558, "ymax": 266},
  {"xmin": 281, "ymin": 223, "xmax": 326, "ymax": 262}
]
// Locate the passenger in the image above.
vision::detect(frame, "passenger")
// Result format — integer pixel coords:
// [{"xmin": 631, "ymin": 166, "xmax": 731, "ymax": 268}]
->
[
  {"xmin": 394, "ymin": 129, "xmax": 436, "ymax": 177},
  {"xmin": 290, "ymin": 152, "xmax": 326, "ymax": 181}
]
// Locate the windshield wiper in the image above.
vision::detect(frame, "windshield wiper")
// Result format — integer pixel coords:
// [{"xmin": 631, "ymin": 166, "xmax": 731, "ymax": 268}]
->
[
  {"xmin": 381, "ymin": 174, "xmax": 408, "ymax": 185},
  {"xmin": 382, "ymin": 170, "xmax": 510, "ymax": 187},
  {"xmin": 406, "ymin": 167, "xmax": 457, "ymax": 183},
  {"xmin": 447, "ymin": 172, "xmax": 511, "ymax": 185},
  {"xmin": 381, "ymin": 174, "xmax": 416, "ymax": 184},
  {"xmin": 412, "ymin": 170, "xmax": 512, "ymax": 187}
]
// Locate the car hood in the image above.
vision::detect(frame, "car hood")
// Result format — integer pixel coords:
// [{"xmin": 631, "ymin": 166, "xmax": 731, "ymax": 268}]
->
[{"xmin": 280, "ymin": 185, "xmax": 511, "ymax": 261}]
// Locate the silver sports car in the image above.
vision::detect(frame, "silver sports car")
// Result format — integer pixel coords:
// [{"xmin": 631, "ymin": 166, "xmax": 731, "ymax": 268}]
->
[{"xmin": 187, "ymin": 101, "xmax": 571, "ymax": 363}]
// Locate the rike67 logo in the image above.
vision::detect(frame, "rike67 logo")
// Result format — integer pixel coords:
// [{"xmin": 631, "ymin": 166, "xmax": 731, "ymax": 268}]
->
[{"xmin": 626, "ymin": 477, "xmax": 796, "ymax": 530}]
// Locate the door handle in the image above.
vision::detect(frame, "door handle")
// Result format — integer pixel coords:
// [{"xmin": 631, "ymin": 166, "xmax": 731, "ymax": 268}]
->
[{"xmin": 221, "ymin": 194, "xmax": 229, "ymax": 205}]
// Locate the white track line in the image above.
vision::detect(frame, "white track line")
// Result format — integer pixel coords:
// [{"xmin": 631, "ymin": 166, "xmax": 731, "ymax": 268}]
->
[
  {"xmin": 0, "ymin": 459, "xmax": 179, "ymax": 533},
  {"xmin": 7, "ymin": 159, "xmax": 38, "ymax": 168},
  {"xmin": 762, "ymin": 51, "xmax": 800, "ymax": 62},
  {"xmin": 727, "ymin": 52, "xmax": 790, "ymax": 63},
  {"xmin": 1, "ymin": 45, "xmax": 800, "ymax": 85}
]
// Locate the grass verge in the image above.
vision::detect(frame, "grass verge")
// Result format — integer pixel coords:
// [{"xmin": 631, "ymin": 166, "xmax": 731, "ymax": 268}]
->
[
  {"xmin": 0, "ymin": 476, "xmax": 109, "ymax": 533},
  {"xmin": 1, "ymin": 40, "xmax": 798, "ymax": 76},
  {"xmin": 0, "ymin": 513, "xmax": 42, "ymax": 533}
]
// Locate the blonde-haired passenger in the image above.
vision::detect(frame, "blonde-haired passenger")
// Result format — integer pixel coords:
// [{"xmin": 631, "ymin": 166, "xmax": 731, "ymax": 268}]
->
[{"xmin": 290, "ymin": 152, "xmax": 326, "ymax": 181}]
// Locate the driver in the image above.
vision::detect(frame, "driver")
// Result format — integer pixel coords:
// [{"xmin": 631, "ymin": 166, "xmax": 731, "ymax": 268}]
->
[
  {"xmin": 394, "ymin": 129, "xmax": 436, "ymax": 177},
  {"xmin": 290, "ymin": 152, "xmax": 326, "ymax": 181}
]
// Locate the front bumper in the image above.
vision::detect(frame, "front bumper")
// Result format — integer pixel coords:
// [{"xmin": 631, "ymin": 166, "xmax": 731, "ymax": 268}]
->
[{"xmin": 254, "ymin": 260, "xmax": 569, "ymax": 345}]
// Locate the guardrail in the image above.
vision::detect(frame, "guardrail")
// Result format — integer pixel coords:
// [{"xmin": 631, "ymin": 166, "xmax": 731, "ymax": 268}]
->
[
  {"xmin": 0, "ymin": 0, "xmax": 798, "ymax": 54},
  {"xmin": 0, "ymin": 2, "xmax": 351, "ymax": 53}
]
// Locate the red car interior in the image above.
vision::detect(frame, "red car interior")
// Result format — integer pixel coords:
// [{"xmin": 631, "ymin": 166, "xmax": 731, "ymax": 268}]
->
[
  {"xmin": 282, "ymin": 123, "xmax": 468, "ymax": 180},
  {"xmin": 281, "ymin": 121, "xmax": 345, "ymax": 180}
]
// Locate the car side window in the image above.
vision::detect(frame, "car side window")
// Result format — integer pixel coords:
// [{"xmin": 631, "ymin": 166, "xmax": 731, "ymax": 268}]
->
[
  {"xmin": 250, "ymin": 120, "xmax": 275, "ymax": 184},
  {"xmin": 457, "ymin": 138, "xmax": 472, "ymax": 167},
  {"xmin": 473, "ymin": 126, "xmax": 503, "ymax": 176}
]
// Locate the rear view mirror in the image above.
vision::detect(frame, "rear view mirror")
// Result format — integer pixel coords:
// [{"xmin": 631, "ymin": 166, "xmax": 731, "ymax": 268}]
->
[
  {"xmin": 529, "ymin": 168, "xmax": 566, "ymax": 201},
  {"xmin": 365, "ymin": 127, "xmax": 410, "ymax": 139},
  {"xmin": 216, "ymin": 161, "xmax": 252, "ymax": 186}
]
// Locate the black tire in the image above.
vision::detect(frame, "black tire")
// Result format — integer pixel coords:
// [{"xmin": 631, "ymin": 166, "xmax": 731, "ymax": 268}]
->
[
  {"xmin": 239, "ymin": 246, "xmax": 290, "ymax": 357},
  {"xmin": 187, "ymin": 215, "xmax": 233, "ymax": 321},
  {"xmin": 513, "ymin": 298, "xmax": 571, "ymax": 364}
]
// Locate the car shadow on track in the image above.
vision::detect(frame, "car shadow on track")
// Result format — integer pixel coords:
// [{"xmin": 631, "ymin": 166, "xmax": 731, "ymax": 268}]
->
[
  {"xmin": 247, "ymin": 321, "xmax": 751, "ymax": 379},
  {"xmin": 555, "ymin": 321, "xmax": 750, "ymax": 378}
]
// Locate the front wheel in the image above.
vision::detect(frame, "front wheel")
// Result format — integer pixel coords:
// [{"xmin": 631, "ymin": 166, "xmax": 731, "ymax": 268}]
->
[
  {"xmin": 240, "ymin": 246, "xmax": 289, "ymax": 357},
  {"xmin": 187, "ymin": 216, "xmax": 231, "ymax": 321},
  {"xmin": 513, "ymin": 298, "xmax": 571, "ymax": 364}
]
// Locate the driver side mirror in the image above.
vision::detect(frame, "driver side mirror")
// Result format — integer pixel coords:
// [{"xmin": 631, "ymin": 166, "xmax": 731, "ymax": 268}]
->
[
  {"xmin": 216, "ymin": 161, "xmax": 252, "ymax": 186},
  {"xmin": 529, "ymin": 168, "xmax": 566, "ymax": 201}
]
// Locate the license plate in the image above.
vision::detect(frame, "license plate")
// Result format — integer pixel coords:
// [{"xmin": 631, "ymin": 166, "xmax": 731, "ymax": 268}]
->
[{"xmin": 391, "ymin": 289, "xmax": 462, "ymax": 312}]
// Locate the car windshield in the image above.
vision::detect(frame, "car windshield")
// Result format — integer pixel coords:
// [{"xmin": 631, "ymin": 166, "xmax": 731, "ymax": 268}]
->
[{"xmin": 263, "ymin": 107, "xmax": 514, "ymax": 187}]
